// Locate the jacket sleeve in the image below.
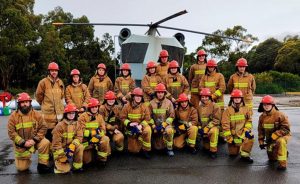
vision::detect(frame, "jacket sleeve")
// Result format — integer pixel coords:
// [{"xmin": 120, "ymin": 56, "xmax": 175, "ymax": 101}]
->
[
  {"xmin": 216, "ymin": 74, "xmax": 226, "ymax": 97},
  {"xmin": 275, "ymin": 112, "xmax": 291, "ymax": 137},
  {"xmin": 141, "ymin": 76, "xmax": 153, "ymax": 96},
  {"xmin": 108, "ymin": 78, "xmax": 114, "ymax": 91},
  {"xmin": 209, "ymin": 104, "xmax": 221, "ymax": 127},
  {"xmin": 35, "ymin": 80, "xmax": 45, "ymax": 105},
  {"xmin": 227, "ymin": 75, "xmax": 234, "ymax": 93},
  {"xmin": 51, "ymin": 125, "xmax": 63, "ymax": 151},
  {"xmin": 7, "ymin": 114, "xmax": 25, "ymax": 146},
  {"xmin": 114, "ymin": 78, "xmax": 123, "ymax": 98},
  {"xmin": 82, "ymin": 84, "xmax": 91, "ymax": 108},
  {"xmin": 75, "ymin": 123, "xmax": 83, "ymax": 143},
  {"xmin": 251, "ymin": 75, "xmax": 256, "ymax": 94},
  {"xmin": 221, "ymin": 109, "xmax": 231, "ymax": 136},
  {"xmin": 120, "ymin": 104, "xmax": 129, "ymax": 126},
  {"xmin": 59, "ymin": 80, "xmax": 65, "ymax": 99},
  {"xmin": 199, "ymin": 75, "xmax": 205, "ymax": 89},
  {"xmin": 33, "ymin": 112, "xmax": 47, "ymax": 143},
  {"xmin": 65, "ymin": 86, "xmax": 73, "ymax": 104},
  {"xmin": 188, "ymin": 66, "xmax": 194, "ymax": 84},
  {"xmin": 257, "ymin": 115, "xmax": 265, "ymax": 145},
  {"xmin": 182, "ymin": 76, "xmax": 190, "ymax": 95},
  {"xmin": 88, "ymin": 77, "xmax": 94, "ymax": 97},
  {"xmin": 143, "ymin": 105, "xmax": 151, "ymax": 124},
  {"xmin": 190, "ymin": 108, "xmax": 199, "ymax": 126}
]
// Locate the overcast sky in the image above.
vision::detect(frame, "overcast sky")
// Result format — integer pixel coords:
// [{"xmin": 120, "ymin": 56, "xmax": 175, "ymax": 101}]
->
[{"xmin": 34, "ymin": 0, "xmax": 300, "ymax": 54}]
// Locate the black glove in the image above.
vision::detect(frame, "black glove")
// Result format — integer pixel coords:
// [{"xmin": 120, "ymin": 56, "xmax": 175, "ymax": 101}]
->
[{"xmin": 259, "ymin": 144, "xmax": 266, "ymax": 150}]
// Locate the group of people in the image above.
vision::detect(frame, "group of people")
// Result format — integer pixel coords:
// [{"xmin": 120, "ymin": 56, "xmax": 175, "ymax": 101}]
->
[{"xmin": 7, "ymin": 49, "xmax": 291, "ymax": 174}]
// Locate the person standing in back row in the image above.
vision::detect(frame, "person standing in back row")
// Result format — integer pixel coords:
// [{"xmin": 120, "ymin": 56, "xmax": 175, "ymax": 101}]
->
[
  {"xmin": 36, "ymin": 61, "xmax": 64, "ymax": 142},
  {"xmin": 156, "ymin": 50, "xmax": 170, "ymax": 80},
  {"xmin": 189, "ymin": 49, "xmax": 207, "ymax": 108}
]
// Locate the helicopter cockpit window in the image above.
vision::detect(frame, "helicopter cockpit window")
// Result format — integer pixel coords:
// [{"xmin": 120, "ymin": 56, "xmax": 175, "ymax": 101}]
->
[
  {"xmin": 161, "ymin": 45, "xmax": 185, "ymax": 67},
  {"xmin": 121, "ymin": 43, "xmax": 149, "ymax": 63}
]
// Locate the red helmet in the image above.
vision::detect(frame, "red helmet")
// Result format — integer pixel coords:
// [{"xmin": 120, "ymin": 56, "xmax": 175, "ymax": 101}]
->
[
  {"xmin": 236, "ymin": 58, "xmax": 248, "ymax": 67},
  {"xmin": 231, "ymin": 89, "xmax": 243, "ymax": 98},
  {"xmin": 105, "ymin": 91, "xmax": 117, "ymax": 100},
  {"xmin": 121, "ymin": 63, "xmax": 131, "ymax": 70},
  {"xmin": 88, "ymin": 98, "xmax": 99, "ymax": 108},
  {"xmin": 48, "ymin": 62, "xmax": 59, "ymax": 70},
  {"xmin": 17, "ymin": 92, "xmax": 32, "ymax": 103},
  {"xmin": 146, "ymin": 61, "xmax": 157, "ymax": 69},
  {"xmin": 261, "ymin": 95, "xmax": 275, "ymax": 104},
  {"xmin": 197, "ymin": 50, "xmax": 207, "ymax": 56},
  {"xmin": 70, "ymin": 69, "xmax": 80, "ymax": 76},
  {"xmin": 159, "ymin": 50, "xmax": 169, "ymax": 57},
  {"xmin": 97, "ymin": 63, "xmax": 106, "ymax": 70},
  {"xmin": 200, "ymin": 88, "xmax": 212, "ymax": 96},
  {"xmin": 177, "ymin": 93, "xmax": 189, "ymax": 102},
  {"xmin": 206, "ymin": 59, "xmax": 217, "ymax": 67},
  {"xmin": 132, "ymin": 87, "xmax": 143, "ymax": 96},
  {"xmin": 169, "ymin": 60, "xmax": 179, "ymax": 68},
  {"xmin": 64, "ymin": 104, "xmax": 78, "ymax": 113},
  {"xmin": 155, "ymin": 83, "xmax": 166, "ymax": 92}
]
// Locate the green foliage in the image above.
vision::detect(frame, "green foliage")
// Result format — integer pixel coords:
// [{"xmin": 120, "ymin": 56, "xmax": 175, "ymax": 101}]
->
[{"xmin": 254, "ymin": 71, "xmax": 300, "ymax": 94}]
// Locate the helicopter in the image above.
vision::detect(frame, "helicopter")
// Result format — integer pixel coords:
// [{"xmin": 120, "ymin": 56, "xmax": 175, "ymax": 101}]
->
[{"xmin": 53, "ymin": 10, "xmax": 251, "ymax": 84}]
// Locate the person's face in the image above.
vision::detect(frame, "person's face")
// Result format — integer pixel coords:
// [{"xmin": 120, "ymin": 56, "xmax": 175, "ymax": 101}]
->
[
  {"xmin": 180, "ymin": 101, "xmax": 188, "ymax": 108},
  {"xmin": 233, "ymin": 97, "xmax": 242, "ymax": 104},
  {"xmin": 90, "ymin": 106, "xmax": 99, "ymax": 114},
  {"xmin": 149, "ymin": 67, "xmax": 156, "ymax": 74},
  {"xmin": 263, "ymin": 104, "xmax": 273, "ymax": 111},
  {"xmin": 122, "ymin": 70, "xmax": 129, "ymax": 76},
  {"xmin": 19, "ymin": 101, "xmax": 31, "ymax": 108},
  {"xmin": 72, "ymin": 75, "xmax": 80, "ymax": 83},
  {"xmin": 201, "ymin": 96, "xmax": 209, "ymax": 104},
  {"xmin": 67, "ymin": 112, "xmax": 75, "ymax": 120},
  {"xmin": 238, "ymin": 66, "xmax": 246, "ymax": 73},
  {"xmin": 97, "ymin": 68, "xmax": 106, "ymax": 76},
  {"xmin": 156, "ymin": 92, "xmax": 165, "ymax": 100},
  {"xmin": 161, "ymin": 57, "xmax": 168, "ymax": 63},
  {"xmin": 134, "ymin": 96, "xmax": 142, "ymax": 103},
  {"xmin": 170, "ymin": 68, "xmax": 178, "ymax": 74},
  {"xmin": 208, "ymin": 67, "xmax": 215, "ymax": 72},
  {"xmin": 49, "ymin": 70, "xmax": 58, "ymax": 78},
  {"xmin": 107, "ymin": 99, "xmax": 116, "ymax": 106},
  {"xmin": 198, "ymin": 55, "xmax": 205, "ymax": 62}
]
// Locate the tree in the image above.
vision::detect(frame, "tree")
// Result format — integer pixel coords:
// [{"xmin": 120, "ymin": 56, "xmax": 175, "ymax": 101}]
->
[
  {"xmin": 247, "ymin": 38, "xmax": 283, "ymax": 73},
  {"xmin": 274, "ymin": 38, "xmax": 300, "ymax": 74}
]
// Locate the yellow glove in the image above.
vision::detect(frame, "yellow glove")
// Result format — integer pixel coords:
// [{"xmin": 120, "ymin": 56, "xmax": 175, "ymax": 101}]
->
[
  {"xmin": 90, "ymin": 136, "xmax": 100, "ymax": 144},
  {"xmin": 271, "ymin": 133, "xmax": 279, "ymax": 141},
  {"xmin": 58, "ymin": 155, "xmax": 68, "ymax": 163},
  {"xmin": 162, "ymin": 122, "xmax": 168, "ymax": 128},
  {"xmin": 91, "ymin": 129, "xmax": 97, "ymax": 137},
  {"xmin": 203, "ymin": 126, "xmax": 210, "ymax": 134},
  {"xmin": 178, "ymin": 124, "xmax": 186, "ymax": 131},
  {"xmin": 226, "ymin": 136, "xmax": 233, "ymax": 144},
  {"xmin": 68, "ymin": 143, "xmax": 75, "ymax": 152}
]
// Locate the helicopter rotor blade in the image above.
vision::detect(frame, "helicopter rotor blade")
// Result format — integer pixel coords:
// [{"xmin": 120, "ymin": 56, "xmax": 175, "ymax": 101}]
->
[
  {"xmin": 150, "ymin": 10, "xmax": 188, "ymax": 28},
  {"xmin": 157, "ymin": 25, "xmax": 253, "ymax": 43},
  {"xmin": 52, "ymin": 22, "xmax": 149, "ymax": 27}
]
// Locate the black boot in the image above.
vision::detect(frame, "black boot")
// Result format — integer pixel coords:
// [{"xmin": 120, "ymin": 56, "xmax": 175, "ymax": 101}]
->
[
  {"xmin": 189, "ymin": 147, "xmax": 198, "ymax": 155},
  {"xmin": 37, "ymin": 163, "xmax": 53, "ymax": 174},
  {"xmin": 142, "ymin": 150, "xmax": 151, "ymax": 159},
  {"xmin": 210, "ymin": 151, "xmax": 217, "ymax": 159},
  {"xmin": 240, "ymin": 156, "xmax": 253, "ymax": 164}
]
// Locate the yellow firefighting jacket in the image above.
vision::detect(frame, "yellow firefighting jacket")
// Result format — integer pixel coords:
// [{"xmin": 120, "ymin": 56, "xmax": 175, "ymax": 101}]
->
[
  {"xmin": 8, "ymin": 109, "xmax": 47, "ymax": 158},
  {"xmin": 78, "ymin": 112, "xmax": 106, "ymax": 148},
  {"xmin": 141, "ymin": 74, "xmax": 163, "ymax": 102},
  {"xmin": 149, "ymin": 97, "xmax": 175, "ymax": 126},
  {"xmin": 222, "ymin": 105, "xmax": 252, "ymax": 144},
  {"xmin": 120, "ymin": 102, "xmax": 151, "ymax": 128},
  {"xmin": 114, "ymin": 76, "xmax": 136, "ymax": 100},
  {"xmin": 227, "ymin": 72, "xmax": 256, "ymax": 102},
  {"xmin": 258, "ymin": 108, "xmax": 291, "ymax": 145},
  {"xmin": 157, "ymin": 62, "xmax": 169, "ymax": 80},
  {"xmin": 189, "ymin": 62, "xmax": 206, "ymax": 94},
  {"xmin": 52, "ymin": 119, "xmax": 83, "ymax": 159},
  {"xmin": 88, "ymin": 74, "xmax": 113, "ymax": 103},
  {"xmin": 175, "ymin": 105, "xmax": 198, "ymax": 127},
  {"xmin": 35, "ymin": 76, "xmax": 64, "ymax": 128},
  {"xmin": 65, "ymin": 83, "xmax": 90, "ymax": 109},
  {"xmin": 198, "ymin": 101, "xmax": 221, "ymax": 128},
  {"xmin": 99, "ymin": 104, "xmax": 122, "ymax": 132},
  {"xmin": 200, "ymin": 71, "xmax": 226, "ymax": 108},
  {"xmin": 164, "ymin": 73, "xmax": 190, "ymax": 100}
]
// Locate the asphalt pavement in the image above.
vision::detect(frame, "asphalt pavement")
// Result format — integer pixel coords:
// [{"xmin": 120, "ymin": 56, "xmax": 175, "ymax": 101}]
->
[{"xmin": 0, "ymin": 108, "xmax": 299, "ymax": 184}]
